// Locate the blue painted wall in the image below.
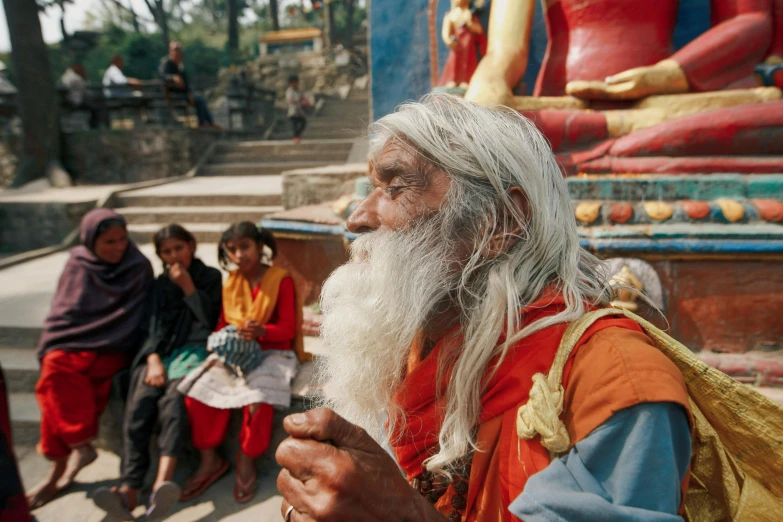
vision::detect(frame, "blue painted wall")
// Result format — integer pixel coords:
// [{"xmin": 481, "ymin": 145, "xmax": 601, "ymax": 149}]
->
[
  {"xmin": 370, "ymin": 0, "xmax": 433, "ymax": 120},
  {"xmin": 371, "ymin": 0, "xmax": 712, "ymax": 120}
]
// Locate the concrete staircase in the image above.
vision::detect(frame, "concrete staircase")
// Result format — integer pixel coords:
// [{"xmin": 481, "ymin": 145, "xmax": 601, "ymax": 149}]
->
[
  {"xmin": 198, "ymin": 139, "xmax": 355, "ymax": 177},
  {"xmin": 2, "ymin": 329, "xmax": 42, "ymax": 447},
  {"xmin": 116, "ymin": 137, "xmax": 357, "ymax": 244},
  {"xmin": 111, "ymin": 87, "xmax": 369, "ymax": 244},
  {"xmin": 0, "ymin": 321, "xmax": 314, "ymax": 521},
  {"xmin": 269, "ymin": 90, "xmax": 370, "ymax": 141},
  {"xmin": 0, "ymin": 323, "xmax": 320, "ymax": 449},
  {"xmin": 116, "ymin": 180, "xmax": 285, "ymax": 244}
]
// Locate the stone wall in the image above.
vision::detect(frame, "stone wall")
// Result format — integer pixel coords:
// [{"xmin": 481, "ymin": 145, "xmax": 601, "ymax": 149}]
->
[
  {"xmin": 0, "ymin": 200, "xmax": 93, "ymax": 252},
  {"xmin": 62, "ymin": 128, "xmax": 203, "ymax": 185},
  {"xmin": 1, "ymin": 128, "xmax": 220, "ymax": 188},
  {"xmin": 0, "ymin": 135, "xmax": 20, "ymax": 188},
  {"xmin": 0, "ymin": 128, "xmax": 224, "ymax": 253},
  {"xmin": 652, "ymin": 258, "xmax": 783, "ymax": 353},
  {"xmin": 281, "ymin": 163, "xmax": 368, "ymax": 209}
]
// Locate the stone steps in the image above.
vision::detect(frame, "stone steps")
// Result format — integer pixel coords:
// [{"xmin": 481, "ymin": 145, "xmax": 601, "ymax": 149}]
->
[
  {"xmin": 209, "ymin": 150, "xmax": 351, "ymax": 164},
  {"xmin": 199, "ymin": 161, "xmax": 331, "ymax": 177},
  {"xmin": 118, "ymin": 193, "xmax": 283, "ymax": 208},
  {"xmin": 118, "ymin": 205, "xmax": 283, "ymax": 225},
  {"xmin": 269, "ymin": 114, "xmax": 367, "ymax": 141},
  {"xmin": 8, "ymin": 393, "xmax": 40, "ymax": 446},
  {"xmin": 116, "ymin": 176, "xmax": 285, "ymax": 208},
  {"xmin": 213, "ymin": 139, "xmax": 355, "ymax": 154},
  {"xmin": 304, "ymin": 119, "xmax": 366, "ymax": 129},
  {"xmin": 0, "ymin": 328, "xmax": 323, "ymax": 449},
  {"xmin": 316, "ymin": 110, "xmax": 369, "ymax": 121},
  {"xmin": 128, "ymin": 222, "xmax": 232, "ymax": 243},
  {"xmin": 1, "ymin": 346, "xmax": 39, "ymax": 393},
  {"xmin": 270, "ymin": 127, "xmax": 364, "ymax": 138}
]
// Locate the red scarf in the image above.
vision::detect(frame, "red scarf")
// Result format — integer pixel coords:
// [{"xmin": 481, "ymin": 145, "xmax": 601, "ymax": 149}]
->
[{"xmin": 390, "ymin": 293, "xmax": 639, "ymax": 481}]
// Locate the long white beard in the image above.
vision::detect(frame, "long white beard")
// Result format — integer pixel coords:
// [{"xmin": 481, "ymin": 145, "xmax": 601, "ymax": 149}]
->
[{"xmin": 316, "ymin": 223, "xmax": 458, "ymax": 444}]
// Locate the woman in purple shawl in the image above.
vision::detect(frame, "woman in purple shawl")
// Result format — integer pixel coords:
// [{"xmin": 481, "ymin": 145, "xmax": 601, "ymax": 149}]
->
[{"xmin": 27, "ymin": 208, "xmax": 153, "ymax": 510}]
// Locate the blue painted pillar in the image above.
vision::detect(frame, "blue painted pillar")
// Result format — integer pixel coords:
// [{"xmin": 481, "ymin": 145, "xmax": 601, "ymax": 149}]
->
[{"xmin": 370, "ymin": 0, "xmax": 433, "ymax": 120}]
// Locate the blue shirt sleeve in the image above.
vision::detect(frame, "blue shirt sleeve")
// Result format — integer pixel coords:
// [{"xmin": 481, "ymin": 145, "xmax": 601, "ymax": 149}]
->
[{"xmin": 509, "ymin": 402, "xmax": 691, "ymax": 522}]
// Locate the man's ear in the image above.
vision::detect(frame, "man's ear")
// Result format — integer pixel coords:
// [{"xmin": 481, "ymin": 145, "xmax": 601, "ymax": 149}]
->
[{"xmin": 481, "ymin": 187, "xmax": 529, "ymax": 259}]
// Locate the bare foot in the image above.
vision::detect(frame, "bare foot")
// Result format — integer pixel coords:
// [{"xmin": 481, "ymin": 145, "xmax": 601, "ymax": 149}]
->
[
  {"xmin": 185, "ymin": 456, "xmax": 225, "ymax": 488},
  {"xmin": 181, "ymin": 453, "xmax": 228, "ymax": 500},
  {"xmin": 57, "ymin": 445, "xmax": 97, "ymax": 489},
  {"xmin": 235, "ymin": 451, "xmax": 256, "ymax": 484},
  {"xmin": 234, "ymin": 451, "xmax": 258, "ymax": 503},
  {"xmin": 27, "ymin": 457, "xmax": 67, "ymax": 509}
]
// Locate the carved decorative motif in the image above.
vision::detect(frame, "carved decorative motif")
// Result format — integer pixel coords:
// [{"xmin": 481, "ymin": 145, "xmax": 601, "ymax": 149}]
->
[{"xmin": 608, "ymin": 265, "xmax": 645, "ymax": 311}]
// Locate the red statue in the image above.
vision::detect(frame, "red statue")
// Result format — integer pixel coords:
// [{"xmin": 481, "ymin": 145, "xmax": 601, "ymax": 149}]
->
[
  {"xmin": 464, "ymin": 0, "xmax": 783, "ymax": 173},
  {"xmin": 438, "ymin": 0, "xmax": 487, "ymax": 89}
]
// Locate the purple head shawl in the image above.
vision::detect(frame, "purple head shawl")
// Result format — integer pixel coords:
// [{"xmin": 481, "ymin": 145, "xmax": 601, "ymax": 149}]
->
[{"xmin": 37, "ymin": 208, "xmax": 154, "ymax": 361}]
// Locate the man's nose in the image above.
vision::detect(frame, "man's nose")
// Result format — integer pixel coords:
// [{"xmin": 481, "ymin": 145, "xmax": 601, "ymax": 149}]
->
[{"xmin": 346, "ymin": 192, "xmax": 381, "ymax": 234}]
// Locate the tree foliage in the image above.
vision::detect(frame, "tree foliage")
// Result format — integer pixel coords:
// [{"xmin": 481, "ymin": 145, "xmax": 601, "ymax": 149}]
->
[{"xmin": 4, "ymin": 0, "xmax": 367, "ymax": 91}]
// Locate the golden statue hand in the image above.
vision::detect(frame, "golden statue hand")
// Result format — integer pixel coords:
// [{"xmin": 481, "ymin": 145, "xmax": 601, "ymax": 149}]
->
[{"xmin": 566, "ymin": 60, "xmax": 689, "ymax": 101}]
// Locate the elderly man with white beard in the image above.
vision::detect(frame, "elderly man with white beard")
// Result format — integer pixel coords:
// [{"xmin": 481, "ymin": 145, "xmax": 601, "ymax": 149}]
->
[{"xmin": 276, "ymin": 95, "xmax": 693, "ymax": 522}]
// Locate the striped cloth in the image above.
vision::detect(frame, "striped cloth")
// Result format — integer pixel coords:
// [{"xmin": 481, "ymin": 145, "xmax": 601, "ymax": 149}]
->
[{"xmin": 207, "ymin": 325, "xmax": 263, "ymax": 377}]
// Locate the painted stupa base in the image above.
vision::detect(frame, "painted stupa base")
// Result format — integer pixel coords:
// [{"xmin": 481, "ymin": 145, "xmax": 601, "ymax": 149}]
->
[
  {"xmin": 567, "ymin": 174, "xmax": 783, "ymax": 356},
  {"xmin": 261, "ymin": 172, "xmax": 783, "ymax": 401}
]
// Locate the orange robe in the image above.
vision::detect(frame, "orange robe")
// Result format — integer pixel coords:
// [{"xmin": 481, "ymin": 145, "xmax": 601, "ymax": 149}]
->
[{"xmin": 392, "ymin": 297, "xmax": 692, "ymax": 521}]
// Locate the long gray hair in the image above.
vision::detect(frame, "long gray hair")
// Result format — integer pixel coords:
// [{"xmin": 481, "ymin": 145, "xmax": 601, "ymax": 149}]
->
[{"xmin": 369, "ymin": 95, "xmax": 611, "ymax": 475}]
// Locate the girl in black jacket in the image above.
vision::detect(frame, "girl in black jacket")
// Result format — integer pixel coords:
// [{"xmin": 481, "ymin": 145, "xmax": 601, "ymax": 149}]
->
[{"xmin": 94, "ymin": 224, "xmax": 222, "ymax": 520}]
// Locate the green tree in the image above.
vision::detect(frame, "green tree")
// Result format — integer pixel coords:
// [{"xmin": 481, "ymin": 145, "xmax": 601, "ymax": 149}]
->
[
  {"xmin": 227, "ymin": 0, "xmax": 240, "ymax": 50},
  {"xmin": 269, "ymin": 0, "xmax": 280, "ymax": 31}
]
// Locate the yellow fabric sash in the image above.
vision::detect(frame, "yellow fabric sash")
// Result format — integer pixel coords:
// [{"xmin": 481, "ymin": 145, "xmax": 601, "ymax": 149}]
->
[{"xmin": 222, "ymin": 266, "xmax": 311, "ymax": 362}]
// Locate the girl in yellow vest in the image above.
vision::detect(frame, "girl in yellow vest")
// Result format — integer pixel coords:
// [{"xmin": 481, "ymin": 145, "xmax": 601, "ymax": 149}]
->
[{"xmin": 177, "ymin": 222, "xmax": 309, "ymax": 504}]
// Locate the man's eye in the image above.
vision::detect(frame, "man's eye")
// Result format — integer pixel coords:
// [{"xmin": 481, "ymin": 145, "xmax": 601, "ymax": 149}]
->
[{"xmin": 385, "ymin": 185, "xmax": 404, "ymax": 195}]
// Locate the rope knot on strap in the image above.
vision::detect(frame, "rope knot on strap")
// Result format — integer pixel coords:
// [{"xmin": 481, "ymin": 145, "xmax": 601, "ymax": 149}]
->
[{"xmin": 515, "ymin": 372, "xmax": 571, "ymax": 454}]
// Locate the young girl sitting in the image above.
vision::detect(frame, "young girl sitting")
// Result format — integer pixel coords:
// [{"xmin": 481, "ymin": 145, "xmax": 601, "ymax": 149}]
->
[
  {"xmin": 93, "ymin": 224, "xmax": 222, "ymax": 520},
  {"xmin": 177, "ymin": 222, "xmax": 311, "ymax": 503},
  {"xmin": 28, "ymin": 209, "xmax": 153, "ymax": 509}
]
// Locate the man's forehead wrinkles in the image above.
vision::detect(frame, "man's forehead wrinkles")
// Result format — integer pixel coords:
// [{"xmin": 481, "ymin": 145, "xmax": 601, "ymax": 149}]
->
[{"xmin": 375, "ymin": 159, "xmax": 413, "ymax": 181}]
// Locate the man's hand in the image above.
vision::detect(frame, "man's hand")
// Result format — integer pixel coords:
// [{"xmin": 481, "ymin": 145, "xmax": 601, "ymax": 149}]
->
[
  {"xmin": 276, "ymin": 408, "xmax": 446, "ymax": 522},
  {"xmin": 145, "ymin": 354, "xmax": 167, "ymax": 388},
  {"xmin": 239, "ymin": 320, "xmax": 265, "ymax": 341},
  {"xmin": 169, "ymin": 263, "xmax": 196, "ymax": 296}
]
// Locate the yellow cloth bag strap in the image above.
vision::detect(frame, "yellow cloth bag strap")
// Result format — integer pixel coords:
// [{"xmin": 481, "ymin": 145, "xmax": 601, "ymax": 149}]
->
[
  {"xmin": 515, "ymin": 307, "xmax": 626, "ymax": 454},
  {"xmin": 516, "ymin": 306, "xmax": 783, "ymax": 520}
]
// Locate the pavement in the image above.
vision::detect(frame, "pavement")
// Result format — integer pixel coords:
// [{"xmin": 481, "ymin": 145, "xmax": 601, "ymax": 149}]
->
[
  {"xmin": 0, "ymin": 180, "xmax": 124, "ymax": 204},
  {"xmin": 0, "ymin": 244, "xmax": 220, "ymax": 329},
  {"xmin": 119, "ymin": 177, "xmax": 282, "ymax": 199},
  {"xmin": 18, "ymin": 448, "xmax": 288, "ymax": 522}
]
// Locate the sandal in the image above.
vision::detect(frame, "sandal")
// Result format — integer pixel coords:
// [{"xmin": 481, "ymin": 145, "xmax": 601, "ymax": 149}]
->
[
  {"xmin": 145, "ymin": 482, "xmax": 181, "ymax": 520},
  {"xmin": 179, "ymin": 460, "xmax": 229, "ymax": 502},
  {"xmin": 94, "ymin": 487, "xmax": 135, "ymax": 521},
  {"xmin": 233, "ymin": 469, "xmax": 258, "ymax": 504}
]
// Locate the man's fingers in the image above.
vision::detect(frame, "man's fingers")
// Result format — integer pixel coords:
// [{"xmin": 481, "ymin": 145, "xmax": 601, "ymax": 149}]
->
[
  {"xmin": 276, "ymin": 436, "xmax": 338, "ymax": 482},
  {"xmin": 278, "ymin": 469, "xmax": 324, "ymax": 522},
  {"xmin": 283, "ymin": 408, "xmax": 376, "ymax": 451}
]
